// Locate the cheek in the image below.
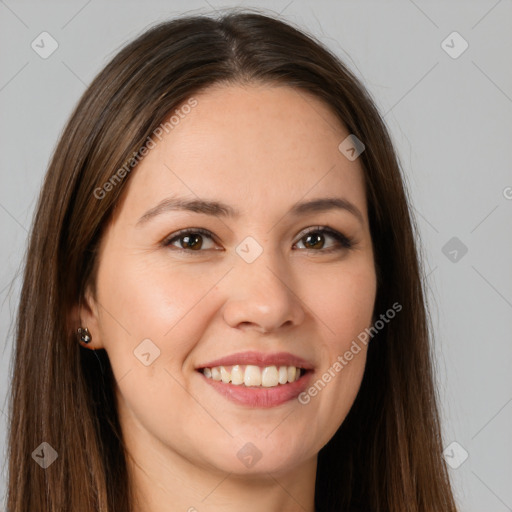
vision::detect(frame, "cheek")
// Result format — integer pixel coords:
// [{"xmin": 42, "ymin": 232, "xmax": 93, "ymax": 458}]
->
[
  {"xmin": 326, "ymin": 262, "xmax": 376, "ymax": 376},
  {"xmin": 309, "ymin": 259, "xmax": 377, "ymax": 345},
  {"xmin": 94, "ymin": 251, "xmax": 226, "ymax": 391},
  {"xmin": 297, "ymin": 261, "xmax": 375, "ymax": 443},
  {"xmin": 93, "ymin": 254, "xmax": 221, "ymax": 446}
]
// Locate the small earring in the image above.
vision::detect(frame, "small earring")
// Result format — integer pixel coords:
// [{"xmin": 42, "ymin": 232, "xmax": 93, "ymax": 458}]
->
[{"xmin": 77, "ymin": 327, "xmax": 92, "ymax": 344}]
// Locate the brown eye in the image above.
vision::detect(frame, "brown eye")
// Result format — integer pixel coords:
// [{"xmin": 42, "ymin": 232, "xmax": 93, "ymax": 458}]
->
[
  {"xmin": 295, "ymin": 227, "xmax": 353, "ymax": 252},
  {"xmin": 302, "ymin": 232, "xmax": 325, "ymax": 250},
  {"xmin": 163, "ymin": 226, "xmax": 354, "ymax": 254},
  {"xmin": 179, "ymin": 233, "xmax": 203, "ymax": 250},
  {"xmin": 164, "ymin": 228, "xmax": 216, "ymax": 251}
]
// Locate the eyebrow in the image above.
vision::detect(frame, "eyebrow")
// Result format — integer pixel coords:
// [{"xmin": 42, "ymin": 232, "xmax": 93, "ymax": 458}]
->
[{"xmin": 136, "ymin": 196, "xmax": 364, "ymax": 226}]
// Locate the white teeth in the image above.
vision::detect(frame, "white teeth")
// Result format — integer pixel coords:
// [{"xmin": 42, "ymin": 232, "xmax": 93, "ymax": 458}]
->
[
  {"xmin": 261, "ymin": 366, "xmax": 279, "ymax": 387},
  {"xmin": 200, "ymin": 364, "xmax": 304, "ymax": 387},
  {"xmin": 230, "ymin": 365, "xmax": 244, "ymax": 385},
  {"xmin": 244, "ymin": 365, "xmax": 261, "ymax": 386},
  {"xmin": 220, "ymin": 366, "xmax": 230, "ymax": 383}
]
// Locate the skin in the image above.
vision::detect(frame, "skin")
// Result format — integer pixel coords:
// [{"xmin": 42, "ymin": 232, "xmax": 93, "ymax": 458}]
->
[{"xmin": 79, "ymin": 83, "xmax": 377, "ymax": 512}]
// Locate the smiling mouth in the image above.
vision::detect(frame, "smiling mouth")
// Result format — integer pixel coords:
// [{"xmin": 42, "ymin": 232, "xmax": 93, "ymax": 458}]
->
[{"xmin": 197, "ymin": 364, "xmax": 308, "ymax": 388}]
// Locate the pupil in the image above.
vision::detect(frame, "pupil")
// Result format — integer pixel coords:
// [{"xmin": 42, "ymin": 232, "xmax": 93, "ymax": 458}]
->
[
  {"xmin": 305, "ymin": 233, "xmax": 323, "ymax": 249},
  {"xmin": 183, "ymin": 234, "xmax": 202, "ymax": 250}
]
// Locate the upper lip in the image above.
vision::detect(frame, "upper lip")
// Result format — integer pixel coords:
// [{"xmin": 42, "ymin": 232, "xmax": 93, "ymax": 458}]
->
[{"xmin": 196, "ymin": 350, "xmax": 315, "ymax": 370}]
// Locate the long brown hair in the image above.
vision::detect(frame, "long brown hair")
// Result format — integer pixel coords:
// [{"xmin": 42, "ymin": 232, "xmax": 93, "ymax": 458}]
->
[{"xmin": 7, "ymin": 9, "xmax": 458, "ymax": 511}]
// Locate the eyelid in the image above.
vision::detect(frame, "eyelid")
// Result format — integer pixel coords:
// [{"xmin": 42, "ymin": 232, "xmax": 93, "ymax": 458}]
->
[{"xmin": 295, "ymin": 225, "xmax": 336, "ymax": 242}]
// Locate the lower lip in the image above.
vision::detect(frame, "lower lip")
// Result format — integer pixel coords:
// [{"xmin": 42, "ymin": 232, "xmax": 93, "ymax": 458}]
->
[{"xmin": 198, "ymin": 370, "xmax": 314, "ymax": 408}]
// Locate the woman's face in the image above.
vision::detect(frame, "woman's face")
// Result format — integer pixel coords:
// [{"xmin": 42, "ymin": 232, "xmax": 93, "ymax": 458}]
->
[{"xmin": 82, "ymin": 84, "xmax": 377, "ymax": 477}]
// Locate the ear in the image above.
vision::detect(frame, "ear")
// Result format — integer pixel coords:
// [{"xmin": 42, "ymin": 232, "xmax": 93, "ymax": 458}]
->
[{"xmin": 70, "ymin": 284, "xmax": 105, "ymax": 351}]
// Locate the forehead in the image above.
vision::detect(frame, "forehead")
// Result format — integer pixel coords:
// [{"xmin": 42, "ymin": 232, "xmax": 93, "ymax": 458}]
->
[{"xmin": 117, "ymin": 83, "xmax": 368, "ymax": 223}]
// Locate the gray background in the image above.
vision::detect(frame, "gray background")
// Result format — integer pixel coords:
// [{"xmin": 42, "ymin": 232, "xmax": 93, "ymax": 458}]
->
[{"xmin": 1, "ymin": 0, "xmax": 511, "ymax": 510}]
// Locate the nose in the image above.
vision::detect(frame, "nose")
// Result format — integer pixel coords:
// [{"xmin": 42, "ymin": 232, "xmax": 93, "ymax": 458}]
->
[{"xmin": 222, "ymin": 251, "xmax": 306, "ymax": 334}]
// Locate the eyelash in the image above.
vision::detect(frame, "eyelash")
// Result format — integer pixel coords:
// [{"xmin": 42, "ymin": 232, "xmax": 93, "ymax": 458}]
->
[{"xmin": 162, "ymin": 226, "xmax": 355, "ymax": 255}]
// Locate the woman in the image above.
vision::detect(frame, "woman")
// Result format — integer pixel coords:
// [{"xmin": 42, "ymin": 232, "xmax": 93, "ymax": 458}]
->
[{"xmin": 7, "ymin": 9, "xmax": 459, "ymax": 512}]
